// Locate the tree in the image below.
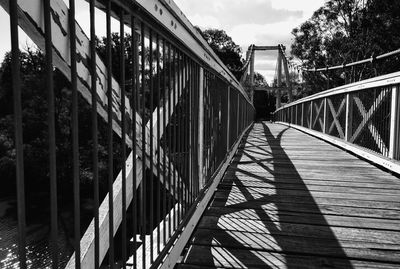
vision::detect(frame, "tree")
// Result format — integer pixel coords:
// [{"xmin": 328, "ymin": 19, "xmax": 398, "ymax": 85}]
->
[
  {"xmin": 195, "ymin": 27, "xmax": 244, "ymax": 80},
  {"xmin": 291, "ymin": 0, "xmax": 400, "ymax": 95}
]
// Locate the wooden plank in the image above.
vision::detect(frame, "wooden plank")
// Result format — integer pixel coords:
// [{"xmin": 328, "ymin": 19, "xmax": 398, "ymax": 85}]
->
[
  {"xmin": 220, "ymin": 178, "xmax": 400, "ymax": 190},
  {"xmin": 196, "ymin": 217, "xmax": 400, "ymax": 245},
  {"xmin": 204, "ymin": 209, "xmax": 400, "ymax": 231},
  {"xmin": 216, "ymin": 182, "xmax": 400, "ymax": 196},
  {"xmin": 190, "ymin": 228, "xmax": 400, "ymax": 262},
  {"xmin": 181, "ymin": 245, "xmax": 400, "ymax": 269}
]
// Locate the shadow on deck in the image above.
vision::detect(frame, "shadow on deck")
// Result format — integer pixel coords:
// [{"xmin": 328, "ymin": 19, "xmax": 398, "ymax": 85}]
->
[{"xmin": 178, "ymin": 122, "xmax": 400, "ymax": 269}]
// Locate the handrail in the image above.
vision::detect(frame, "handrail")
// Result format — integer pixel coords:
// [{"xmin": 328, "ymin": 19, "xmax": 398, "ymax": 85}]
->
[
  {"xmin": 1, "ymin": 0, "xmax": 255, "ymax": 269},
  {"xmin": 300, "ymin": 48, "xmax": 400, "ymax": 72},
  {"xmin": 274, "ymin": 71, "xmax": 400, "ymax": 174},
  {"xmin": 276, "ymin": 71, "xmax": 400, "ymax": 111}
]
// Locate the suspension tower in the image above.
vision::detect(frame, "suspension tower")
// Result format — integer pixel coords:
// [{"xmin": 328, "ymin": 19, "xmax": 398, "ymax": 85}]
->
[{"xmin": 240, "ymin": 44, "xmax": 293, "ymax": 110}]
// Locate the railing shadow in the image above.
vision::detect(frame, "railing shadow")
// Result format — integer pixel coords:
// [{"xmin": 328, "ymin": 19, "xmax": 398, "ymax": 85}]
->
[{"xmin": 186, "ymin": 122, "xmax": 353, "ymax": 268}]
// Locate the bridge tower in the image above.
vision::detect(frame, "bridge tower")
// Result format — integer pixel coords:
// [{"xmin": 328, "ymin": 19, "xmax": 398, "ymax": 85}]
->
[{"xmin": 244, "ymin": 44, "xmax": 293, "ymax": 110}]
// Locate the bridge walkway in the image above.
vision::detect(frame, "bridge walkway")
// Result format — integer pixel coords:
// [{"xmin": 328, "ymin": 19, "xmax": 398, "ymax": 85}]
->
[{"xmin": 178, "ymin": 122, "xmax": 400, "ymax": 268}]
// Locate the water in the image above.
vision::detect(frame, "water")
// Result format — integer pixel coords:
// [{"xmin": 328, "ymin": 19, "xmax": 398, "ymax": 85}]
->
[{"xmin": 0, "ymin": 198, "xmax": 72, "ymax": 269}]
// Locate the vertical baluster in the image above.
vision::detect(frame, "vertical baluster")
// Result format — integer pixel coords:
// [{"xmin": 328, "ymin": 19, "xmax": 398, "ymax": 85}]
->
[
  {"xmin": 106, "ymin": 1, "xmax": 114, "ymax": 267},
  {"xmin": 156, "ymin": 33, "xmax": 161, "ymax": 255},
  {"xmin": 10, "ymin": 1, "xmax": 26, "ymax": 267},
  {"xmin": 119, "ymin": 8, "xmax": 127, "ymax": 268},
  {"xmin": 183, "ymin": 56, "xmax": 189, "ymax": 209},
  {"xmin": 345, "ymin": 93, "xmax": 353, "ymax": 141},
  {"xmin": 189, "ymin": 60, "xmax": 194, "ymax": 205},
  {"xmin": 89, "ymin": 1, "xmax": 99, "ymax": 268},
  {"xmin": 172, "ymin": 47, "xmax": 177, "ymax": 230},
  {"xmin": 43, "ymin": 0, "xmax": 58, "ymax": 267},
  {"xmin": 69, "ymin": 0, "xmax": 81, "ymax": 267},
  {"xmin": 149, "ymin": 29, "xmax": 154, "ymax": 264},
  {"xmin": 140, "ymin": 22, "xmax": 146, "ymax": 269},
  {"xmin": 131, "ymin": 15, "xmax": 138, "ymax": 269},
  {"xmin": 177, "ymin": 51, "xmax": 182, "ymax": 221},
  {"xmin": 162, "ymin": 39, "xmax": 167, "ymax": 245},
  {"xmin": 198, "ymin": 67, "xmax": 204, "ymax": 191},
  {"xmin": 167, "ymin": 42, "xmax": 172, "ymax": 239},
  {"xmin": 389, "ymin": 85, "xmax": 399, "ymax": 159}
]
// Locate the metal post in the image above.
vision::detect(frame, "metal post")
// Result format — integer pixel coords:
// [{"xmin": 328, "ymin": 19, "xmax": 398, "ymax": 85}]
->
[
  {"xmin": 282, "ymin": 53, "xmax": 293, "ymax": 102},
  {"xmin": 345, "ymin": 93, "xmax": 353, "ymax": 141},
  {"xmin": 310, "ymin": 101, "xmax": 313, "ymax": 129},
  {"xmin": 323, "ymin": 98, "xmax": 328, "ymax": 133},
  {"xmin": 276, "ymin": 47, "xmax": 282, "ymax": 109},
  {"xmin": 226, "ymin": 87, "xmax": 231, "ymax": 152},
  {"xmin": 389, "ymin": 86, "xmax": 399, "ymax": 159},
  {"xmin": 250, "ymin": 49, "xmax": 255, "ymax": 86},
  {"xmin": 198, "ymin": 68, "xmax": 205, "ymax": 190}
]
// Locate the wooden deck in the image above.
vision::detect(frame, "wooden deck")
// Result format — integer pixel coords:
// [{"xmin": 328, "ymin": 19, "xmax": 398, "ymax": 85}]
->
[{"xmin": 178, "ymin": 122, "xmax": 400, "ymax": 269}]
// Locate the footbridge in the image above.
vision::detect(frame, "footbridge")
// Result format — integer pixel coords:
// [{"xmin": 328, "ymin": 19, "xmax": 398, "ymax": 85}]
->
[{"xmin": 1, "ymin": 0, "xmax": 400, "ymax": 268}]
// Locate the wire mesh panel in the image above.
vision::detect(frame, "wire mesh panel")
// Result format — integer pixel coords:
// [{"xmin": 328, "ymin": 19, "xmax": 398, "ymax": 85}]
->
[{"xmin": 350, "ymin": 87, "xmax": 392, "ymax": 157}]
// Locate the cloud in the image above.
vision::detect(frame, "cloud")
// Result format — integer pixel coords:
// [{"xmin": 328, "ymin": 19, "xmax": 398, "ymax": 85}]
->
[
  {"xmin": 174, "ymin": 0, "xmax": 325, "ymax": 81},
  {"xmin": 176, "ymin": 0, "xmax": 302, "ymax": 29}
]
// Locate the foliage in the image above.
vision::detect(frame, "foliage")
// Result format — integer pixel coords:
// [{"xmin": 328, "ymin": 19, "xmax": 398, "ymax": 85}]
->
[
  {"xmin": 195, "ymin": 27, "xmax": 244, "ymax": 80},
  {"xmin": 0, "ymin": 46, "xmax": 124, "ymax": 204},
  {"xmin": 291, "ymin": 0, "xmax": 400, "ymax": 95}
]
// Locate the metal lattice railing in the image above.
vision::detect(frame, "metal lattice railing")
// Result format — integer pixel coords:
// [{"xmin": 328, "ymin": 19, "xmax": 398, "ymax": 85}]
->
[
  {"xmin": 274, "ymin": 71, "xmax": 400, "ymax": 172},
  {"xmin": 0, "ymin": 0, "xmax": 255, "ymax": 268}
]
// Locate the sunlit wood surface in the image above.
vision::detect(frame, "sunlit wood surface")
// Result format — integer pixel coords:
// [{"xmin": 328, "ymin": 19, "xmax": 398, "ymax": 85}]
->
[{"xmin": 178, "ymin": 122, "xmax": 400, "ymax": 269}]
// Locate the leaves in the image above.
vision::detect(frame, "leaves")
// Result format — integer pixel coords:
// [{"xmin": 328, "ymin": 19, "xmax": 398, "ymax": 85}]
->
[
  {"xmin": 196, "ymin": 27, "xmax": 244, "ymax": 80},
  {"xmin": 291, "ymin": 0, "xmax": 400, "ymax": 95}
]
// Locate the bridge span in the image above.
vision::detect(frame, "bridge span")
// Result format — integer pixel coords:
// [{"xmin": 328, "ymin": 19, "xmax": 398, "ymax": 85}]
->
[{"xmin": 2, "ymin": 0, "xmax": 400, "ymax": 268}]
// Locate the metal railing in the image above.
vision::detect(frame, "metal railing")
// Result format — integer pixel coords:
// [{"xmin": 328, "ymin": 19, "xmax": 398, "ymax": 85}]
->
[
  {"xmin": 1, "ymin": 0, "xmax": 254, "ymax": 268},
  {"xmin": 274, "ymin": 71, "xmax": 400, "ymax": 173}
]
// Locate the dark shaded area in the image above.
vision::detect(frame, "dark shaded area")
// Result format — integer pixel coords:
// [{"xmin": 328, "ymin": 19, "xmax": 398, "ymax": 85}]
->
[{"xmin": 253, "ymin": 90, "xmax": 275, "ymax": 120}]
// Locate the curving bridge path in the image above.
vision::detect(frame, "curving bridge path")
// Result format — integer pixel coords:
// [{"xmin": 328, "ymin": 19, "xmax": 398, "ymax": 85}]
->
[{"xmin": 179, "ymin": 122, "xmax": 400, "ymax": 269}]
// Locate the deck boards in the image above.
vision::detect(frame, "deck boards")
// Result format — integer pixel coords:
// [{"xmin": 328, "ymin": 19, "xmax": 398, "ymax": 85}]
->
[{"xmin": 178, "ymin": 122, "xmax": 400, "ymax": 269}]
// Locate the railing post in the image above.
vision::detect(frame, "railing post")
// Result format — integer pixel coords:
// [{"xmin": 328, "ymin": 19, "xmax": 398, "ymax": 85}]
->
[
  {"xmin": 276, "ymin": 48, "xmax": 282, "ymax": 109},
  {"xmin": 301, "ymin": 103, "xmax": 304, "ymax": 126},
  {"xmin": 237, "ymin": 92, "xmax": 240, "ymax": 136},
  {"xmin": 389, "ymin": 85, "xmax": 399, "ymax": 159},
  {"xmin": 310, "ymin": 101, "xmax": 313, "ymax": 129},
  {"xmin": 198, "ymin": 67, "xmax": 205, "ymax": 190},
  {"xmin": 323, "ymin": 98, "xmax": 328, "ymax": 133},
  {"xmin": 226, "ymin": 87, "xmax": 231, "ymax": 152},
  {"xmin": 345, "ymin": 93, "xmax": 353, "ymax": 141}
]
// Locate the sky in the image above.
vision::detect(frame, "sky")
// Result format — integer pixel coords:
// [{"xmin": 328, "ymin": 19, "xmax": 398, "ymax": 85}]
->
[
  {"xmin": 0, "ymin": 0, "xmax": 325, "ymax": 83},
  {"xmin": 174, "ymin": 0, "xmax": 326, "ymax": 82}
]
